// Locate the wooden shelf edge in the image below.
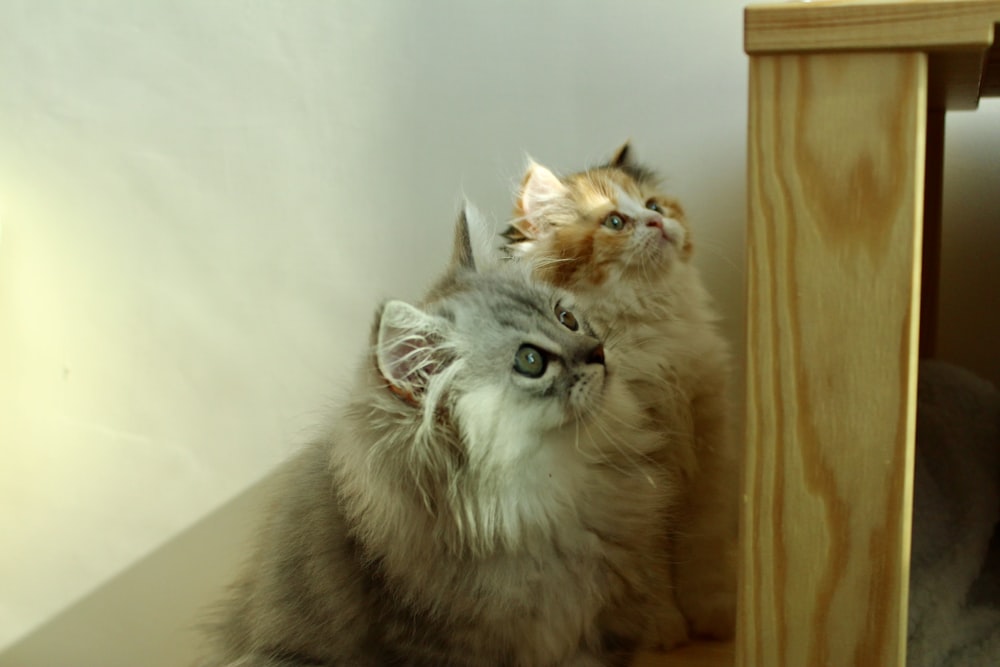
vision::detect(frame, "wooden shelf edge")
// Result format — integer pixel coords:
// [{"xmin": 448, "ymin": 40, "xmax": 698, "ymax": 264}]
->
[{"xmin": 744, "ymin": 0, "xmax": 1000, "ymax": 55}]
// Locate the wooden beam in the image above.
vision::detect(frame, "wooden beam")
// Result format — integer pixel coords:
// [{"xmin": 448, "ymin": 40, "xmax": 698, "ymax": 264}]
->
[
  {"xmin": 738, "ymin": 51, "xmax": 926, "ymax": 667},
  {"xmin": 745, "ymin": 0, "xmax": 1000, "ymax": 54},
  {"xmin": 745, "ymin": 0, "xmax": 1000, "ymax": 110}
]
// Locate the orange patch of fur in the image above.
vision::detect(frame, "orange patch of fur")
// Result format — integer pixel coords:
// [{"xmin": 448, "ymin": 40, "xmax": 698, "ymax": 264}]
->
[{"xmin": 513, "ymin": 160, "xmax": 695, "ymax": 285}]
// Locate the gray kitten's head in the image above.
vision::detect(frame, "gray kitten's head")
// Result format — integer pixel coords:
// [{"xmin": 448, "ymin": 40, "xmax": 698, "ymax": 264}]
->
[
  {"xmin": 343, "ymin": 206, "xmax": 658, "ymax": 554},
  {"xmin": 372, "ymin": 206, "xmax": 609, "ymax": 469}
]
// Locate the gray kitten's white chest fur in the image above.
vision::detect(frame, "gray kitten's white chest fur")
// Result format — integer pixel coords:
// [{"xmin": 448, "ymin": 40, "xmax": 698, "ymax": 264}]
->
[{"xmin": 201, "ymin": 212, "xmax": 679, "ymax": 667}]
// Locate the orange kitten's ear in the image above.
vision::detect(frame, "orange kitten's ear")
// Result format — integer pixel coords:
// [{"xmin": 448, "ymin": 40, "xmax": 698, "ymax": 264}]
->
[
  {"xmin": 375, "ymin": 300, "xmax": 452, "ymax": 406},
  {"xmin": 610, "ymin": 141, "xmax": 632, "ymax": 167},
  {"xmin": 516, "ymin": 160, "xmax": 567, "ymax": 226},
  {"xmin": 608, "ymin": 141, "xmax": 658, "ymax": 184}
]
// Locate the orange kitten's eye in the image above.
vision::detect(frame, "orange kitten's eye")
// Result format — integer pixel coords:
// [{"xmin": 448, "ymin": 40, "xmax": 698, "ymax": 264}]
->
[
  {"xmin": 646, "ymin": 199, "xmax": 662, "ymax": 213},
  {"xmin": 555, "ymin": 305, "xmax": 579, "ymax": 331},
  {"xmin": 603, "ymin": 212, "xmax": 626, "ymax": 231}
]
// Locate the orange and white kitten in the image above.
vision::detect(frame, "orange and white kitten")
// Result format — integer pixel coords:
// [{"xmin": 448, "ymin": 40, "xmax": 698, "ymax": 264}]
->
[{"xmin": 502, "ymin": 144, "xmax": 738, "ymax": 646}]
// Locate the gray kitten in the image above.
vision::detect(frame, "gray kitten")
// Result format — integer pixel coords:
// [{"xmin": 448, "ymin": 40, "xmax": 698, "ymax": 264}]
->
[{"xmin": 199, "ymin": 208, "xmax": 678, "ymax": 667}]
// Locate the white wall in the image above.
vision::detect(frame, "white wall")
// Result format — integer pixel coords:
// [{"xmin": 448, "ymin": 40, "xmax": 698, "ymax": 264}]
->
[
  {"xmin": 1, "ymin": 0, "xmax": 997, "ymax": 655},
  {"xmin": 0, "ymin": 0, "xmax": 749, "ymax": 650},
  {"xmin": 0, "ymin": 476, "xmax": 272, "ymax": 667}
]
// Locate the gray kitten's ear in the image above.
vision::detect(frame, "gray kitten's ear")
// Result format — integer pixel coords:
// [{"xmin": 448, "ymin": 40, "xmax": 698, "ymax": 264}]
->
[
  {"xmin": 375, "ymin": 300, "xmax": 451, "ymax": 405},
  {"xmin": 512, "ymin": 159, "xmax": 566, "ymax": 238},
  {"xmin": 456, "ymin": 201, "xmax": 501, "ymax": 270},
  {"xmin": 449, "ymin": 205, "xmax": 476, "ymax": 272},
  {"xmin": 610, "ymin": 141, "xmax": 632, "ymax": 167}
]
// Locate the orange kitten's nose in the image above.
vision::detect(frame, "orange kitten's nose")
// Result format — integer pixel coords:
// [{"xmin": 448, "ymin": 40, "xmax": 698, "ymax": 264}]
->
[
  {"xmin": 586, "ymin": 344, "xmax": 606, "ymax": 366},
  {"xmin": 647, "ymin": 216, "xmax": 675, "ymax": 243}
]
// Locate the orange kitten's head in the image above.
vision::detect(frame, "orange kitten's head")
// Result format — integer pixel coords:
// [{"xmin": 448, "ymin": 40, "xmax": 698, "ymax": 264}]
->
[{"xmin": 502, "ymin": 143, "xmax": 692, "ymax": 290}]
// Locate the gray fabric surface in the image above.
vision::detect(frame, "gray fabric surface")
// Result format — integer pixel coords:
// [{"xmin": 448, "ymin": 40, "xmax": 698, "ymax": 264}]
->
[{"xmin": 908, "ymin": 361, "xmax": 1000, "ymax": 667}]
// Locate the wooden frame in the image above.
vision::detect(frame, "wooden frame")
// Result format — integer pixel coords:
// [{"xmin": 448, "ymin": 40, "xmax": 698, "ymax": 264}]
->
[
  {"xmin": 637, "ymin": 3, "xmax": 1000, "ymax": 666},
  {"xmin": 737, "ymin": 2, "xmax": 1000, "ymax": 667}
]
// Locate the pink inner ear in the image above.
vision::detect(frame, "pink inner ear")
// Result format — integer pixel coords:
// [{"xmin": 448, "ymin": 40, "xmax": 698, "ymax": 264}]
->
[
  {"xmin": 520, "ymin": 162, "xmax": 566, "ymax": 220},
  {"xmin": 376, "ymin": 301, "xmax": 449, "ymax": 406},
  {"xmin": 378, "ymin": 334, "xmax": 431, "ymax": 394},
  {"xmin": 381, "ymin": 345, "xmax": 424, "ymax": 406}
]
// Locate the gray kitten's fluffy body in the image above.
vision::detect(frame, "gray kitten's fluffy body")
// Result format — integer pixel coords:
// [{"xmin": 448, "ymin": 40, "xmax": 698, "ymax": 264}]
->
[{"xmin": 201, "ymin": 211, "xmax": 679, "ymax": 667}]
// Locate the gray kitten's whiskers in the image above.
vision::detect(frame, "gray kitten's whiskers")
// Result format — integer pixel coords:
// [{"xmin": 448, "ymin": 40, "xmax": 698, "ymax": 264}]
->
[{"xmin": 200, "ymin": 206, "xmax": 673, "ymax": 667}]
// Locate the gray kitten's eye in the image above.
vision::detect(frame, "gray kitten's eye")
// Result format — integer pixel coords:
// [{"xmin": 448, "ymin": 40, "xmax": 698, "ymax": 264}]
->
[
  {"xmin": 602, "ymin": 212, "xmax": 626, "ymax": 231},
  {"xmin": 646, "ymin": 199, "xmax": 662, "ymax": 213},
  {"xmin": 513, "ymin": 344, "xmax": 547, "ymax": 378},
  {"xmin": 555, "ymin": 305, "xmax": 578, "ymax": 331}
]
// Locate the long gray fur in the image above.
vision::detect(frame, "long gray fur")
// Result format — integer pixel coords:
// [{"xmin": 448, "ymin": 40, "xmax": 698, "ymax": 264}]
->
[{"xmin": 198, "ymin": 208, "xmax": 675, "ymax": 667}]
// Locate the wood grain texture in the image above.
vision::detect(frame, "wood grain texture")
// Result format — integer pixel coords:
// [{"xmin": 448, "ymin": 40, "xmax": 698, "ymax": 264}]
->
[
  {"xmin": 745, "ymin": 0, "xmax": 1000, "ymax": 53},
  {"xmin": 738, "ymin": 51, "xmax": 927, "ymax": 667},
  {"xmin": 745, "ymin": 0, "xmax": 1000, "ymax": 110}
]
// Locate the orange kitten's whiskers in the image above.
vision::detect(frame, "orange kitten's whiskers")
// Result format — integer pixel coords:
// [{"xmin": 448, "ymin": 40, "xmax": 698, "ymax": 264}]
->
[
  {"xmin": 532, "ymin": 254, "xmax": 575, "ymax": 269},
  {"xmin": 690, "ymin": 237, "xmax": 740, "ymax": 275}
]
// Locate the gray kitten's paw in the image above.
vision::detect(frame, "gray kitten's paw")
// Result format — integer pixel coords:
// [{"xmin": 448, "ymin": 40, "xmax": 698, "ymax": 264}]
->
[{"xmin": 684, "ymin": 590, "xmax": 736, "ymax": 639}]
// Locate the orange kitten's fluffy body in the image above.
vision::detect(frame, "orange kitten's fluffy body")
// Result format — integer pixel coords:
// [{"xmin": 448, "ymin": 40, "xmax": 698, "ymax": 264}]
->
[{"xmin": 503, "ymin": 145, "xmax": 738, "ymax": 647}]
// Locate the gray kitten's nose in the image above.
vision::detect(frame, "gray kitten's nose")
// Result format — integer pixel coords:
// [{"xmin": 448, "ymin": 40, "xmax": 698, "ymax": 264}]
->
[{"xmin": 586, "ymin": 344, "xmax": 605, "ymax": 366}]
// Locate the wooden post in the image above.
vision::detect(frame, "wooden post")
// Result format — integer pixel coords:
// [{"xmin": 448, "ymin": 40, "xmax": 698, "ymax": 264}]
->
[{"xmin": 738, "ymin": 51, "xmax": 926, "ymax": 667}]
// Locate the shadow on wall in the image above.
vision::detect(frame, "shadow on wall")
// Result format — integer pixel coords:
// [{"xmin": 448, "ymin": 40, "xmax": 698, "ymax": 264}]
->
[
  {"xmin": 937, "ymin": 103, "xmax": 1000, "ymax": 387},
  {"xmin": 0, "ymin": 474, "xmax": 273, "ymax": 667}
]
